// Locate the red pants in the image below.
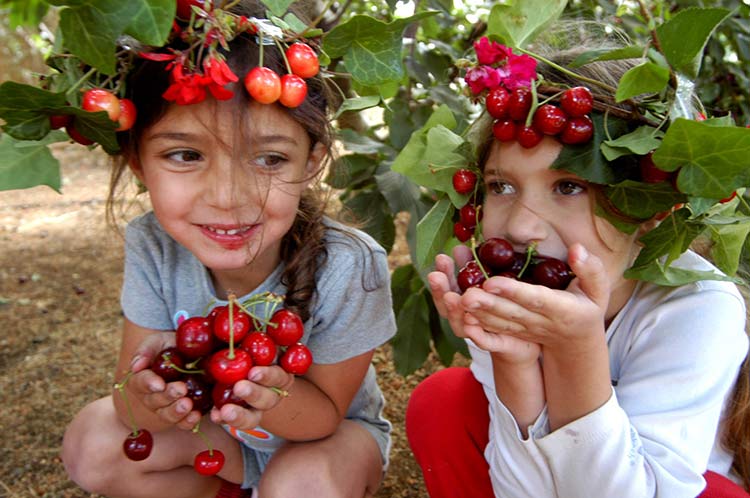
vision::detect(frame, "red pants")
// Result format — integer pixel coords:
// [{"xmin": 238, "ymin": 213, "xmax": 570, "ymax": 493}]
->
[{"xmin": 405, "ymin": 367, "xmax": 749, "ymax": 498}]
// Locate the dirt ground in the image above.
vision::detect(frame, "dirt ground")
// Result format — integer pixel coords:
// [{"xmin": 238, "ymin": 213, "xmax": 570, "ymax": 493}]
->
[{"xmin": 0, "ymin": 142, "xmax": 466, "ymax": 497}]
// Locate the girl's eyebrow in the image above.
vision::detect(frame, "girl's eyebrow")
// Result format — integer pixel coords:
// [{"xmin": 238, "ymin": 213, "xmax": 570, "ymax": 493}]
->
[
  {"xmin": 250, "ymin": 134, "xmax": 299, "ymax": 146},
  {"xmin": 146, "ymin": 131, "xmax": 195, "ymax": 142}
]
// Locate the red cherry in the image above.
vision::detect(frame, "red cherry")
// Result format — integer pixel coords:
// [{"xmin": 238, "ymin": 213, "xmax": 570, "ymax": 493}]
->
[
  {"xmin": 532, "ymin": 104, "xmax": 567, "ymax": 135},
  {"xmin": 516, "ymin": 126, "xmax": 543, "ymax": 148},
  {"xmin": 453, "ymin": 222, "xmax": 473, "ymax": 242},
  {"xmin": 485, "ymin": 86, "xmax": 510, "ymax": 119},
  {"xmin": 268, "ymin": 309, "xmax": 304, "ymax": 347},
  {"xmin": 531, "ymin": 258, "xmax": 573, "ymax": 289},
  {"xmin": 212, "ymin": 383, "xmax": 250, "ymax": 409},
  {"xmin": 65, "ymin": 122, "xmax": 95, "ymax": 146},
  {"xmin": 116, "ymin": 98, "xmax": 137, "ymax": 131},
  {"xmin": 213, "ymin": 306, "xmax": 251, "ymax": 344},
  {"xmin": 560, "ymin": 86, "xmax": 594, "ymax": 117},
  {"xmin": 279, "ymin": 343, "xmax": 313, "ymax": 375},
  {"xmin": 184, "ymin": 374, "xmax": 213, "ymax": 414},
  {"xmin": 560, "ymin": 115, "xmax": 594, "ymax": 145},
  {"xmin": 492, "ymin": 119, "xmax": 516, "ymax": 142},
  {"xmin": 240, "ymin": 331, "xmax": 278, "ymax": 366},
  {"xmin": 49, "ymin": 114, "xmax": 71, "ymax": 130},
  {"xmin": 477, "ymin": 237, "xmax": 514, "ymax": 273},
  {"xmin": 123, "ymin": 429, "xmax": 153, "ymax": 461},
  {"xmin": 244, "ymin": 67, "xmax": 282, "ymax": 104},
  {"xmin": 151, "ymin": 347, "xmax": 185, "ymax": 382},
  {"xmin": 452, "ymin": 168, "xmax": 477, "ymax": 195},
  {"xmin": 639, "ymin": 152, "xmax": 671, "ymax": 183},
  {"xmin": 82, "ymin": 88, "xmax": 121, "ymax": 121},
  {"xmin": 194, "ymin": 449, "xmax": 225, "ymax": 476},
  {"xmin": 279, "ymin": 74, "xmax": 308, "ymax": 108},
  {"xmin": 457, "ymin": 260, "xmax": 486, "ymax": 293},
  {"xmin": 207, "ymin": 348, "xmax": 253, "ymax": 385},
  {"xmin": 508, "ymin": 87, "xmax": 532, "ymax": 121},
  {"xmin": 285, "ymin": 43, "xmax": 320, "ymax": 79},
  {"xmin": 176, "ymin": 316, "xmax": 215, "ymax": 359},
  {"xmin": 459, "ymin": 203, "xmax": 482, "ymax": 230},
  {"xmin": 176, "ymin": 0, "xmax": 206, "ymax": 19}
]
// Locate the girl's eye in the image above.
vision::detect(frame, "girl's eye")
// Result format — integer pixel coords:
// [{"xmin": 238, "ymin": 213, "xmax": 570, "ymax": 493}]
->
[
  {"xmin": 166, "ymin": 150, "xmax": 202, "ymax": 163},
  {"xmin": 253, "ymin": 154, "xmax": 286, "ymax": 171},
  {"xmin": 487, "ymin": 180, "xmax": 515, "ymax": 195},
  {"xmin": 556, "ymin": 180, "xmax": 586, "ymax": 196}
]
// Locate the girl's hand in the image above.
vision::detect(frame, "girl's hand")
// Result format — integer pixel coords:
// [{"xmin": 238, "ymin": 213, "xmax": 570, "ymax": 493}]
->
[
  {"xmin": 462, "ymin": 244, "xmax": 611, "ymax": 355},
  {"xmin": 429, "ymin": 248, "xmax": 540, "ymax": 365},
  {"xmin": 124, "ymin": 332, "xmax": 202, "ymax": 430},
  {"xmin": 209, "ymin": 365, "xmax": 295, "ymax": 431}
]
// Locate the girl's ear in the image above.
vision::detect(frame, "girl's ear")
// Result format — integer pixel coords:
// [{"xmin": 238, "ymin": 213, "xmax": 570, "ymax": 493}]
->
[
  {"xmin": 127, "ymin": 156, "xmax": 146, "ymax": 185},
  {"xmin": 306, "ymin": 142, "xmax": 326, "ymax": 176}
]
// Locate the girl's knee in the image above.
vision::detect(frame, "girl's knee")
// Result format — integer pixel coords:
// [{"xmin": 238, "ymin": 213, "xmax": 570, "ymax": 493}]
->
[{"xmin": 259, "ymin": 456, "xmax": 342, "ymax": 498}]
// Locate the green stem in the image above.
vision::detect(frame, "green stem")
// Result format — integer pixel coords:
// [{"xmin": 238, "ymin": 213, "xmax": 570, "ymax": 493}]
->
[
  {"xmin": 114, "ymin": 372, "xmax": 139, "ymax": 436},
  {"xmin": 515, "ymin": 47, "xmax": 618, "ymax": 94},
  {"xmin": 469, "ymin": 237, "xmax": 490, "ymax": 280},
  {"xmin": 516, "ymin": 242, "xmax": 537, "ymax": 280},
  {"xmin": 274, "ymin": 37, "xmax": 292, "ymax": 74},
  {"xmin": 228, "ymin": 295, "xmax": 235, "ymax": 358},
  {"xmin": 192, "ymin": 420, "xmax": 216, "ymax": 455},
  {"xmin": 65, "ymin": 67, "xmax": 97, "ymax": 99}
]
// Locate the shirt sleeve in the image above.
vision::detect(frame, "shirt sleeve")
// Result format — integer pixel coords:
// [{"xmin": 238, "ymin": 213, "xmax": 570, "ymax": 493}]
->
[
  {"xmin": 478, "ymin": 286, "xmax": 748, "ymax": 498},
  {"xmin": 306, "ymin": 233, "xmax": 397, "ymax": 364}
]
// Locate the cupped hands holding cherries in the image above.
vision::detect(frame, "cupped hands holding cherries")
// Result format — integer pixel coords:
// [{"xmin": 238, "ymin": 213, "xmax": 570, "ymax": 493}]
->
[{"xmin": 115, "ymin": 291, "xmax": 312, "ymax": 476}]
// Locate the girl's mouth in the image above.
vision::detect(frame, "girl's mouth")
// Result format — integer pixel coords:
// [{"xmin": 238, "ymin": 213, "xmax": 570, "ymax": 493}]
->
[{"xmin": 201, "ymin": 224, "xmax": 257, "ymax": 250}]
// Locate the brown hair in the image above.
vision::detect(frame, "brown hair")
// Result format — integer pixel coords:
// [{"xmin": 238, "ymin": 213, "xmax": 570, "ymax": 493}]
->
[
  {"xmin": 473, "ymin": 23, "xmax": 750, "ymax": 489},
  {"xmin": 107, "ymin": 0, "xmax": 334, "ymax": 322}
]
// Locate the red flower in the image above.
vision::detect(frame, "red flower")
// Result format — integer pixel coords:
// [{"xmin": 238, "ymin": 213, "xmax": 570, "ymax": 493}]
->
[
  {"xmin": 497, "ymin": 53, "xmax": 537, "ymax": 91},
  {"xmin": 473, "ymin": 37, "xmax": 510, "ymax": 65},
  {"xmin": 203, "ymin": 57, "xmax": 238, "ymax": 87},
  {"xmin": 162, "ymin": 64, "xmax": 209, "ymax": 105},
  {"xmin": 464, "ymin": 65, "xmax": 502, "ymax": 94}
]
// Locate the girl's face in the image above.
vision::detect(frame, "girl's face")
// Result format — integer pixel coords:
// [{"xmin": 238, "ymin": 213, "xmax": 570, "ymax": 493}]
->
[
  {"xmin": 132, "ymin": 99, "xmax": 323, "ymax": 294},
  {"xmin": 482, "ymin": 137, "xmax": 641, "ymax": 314}
]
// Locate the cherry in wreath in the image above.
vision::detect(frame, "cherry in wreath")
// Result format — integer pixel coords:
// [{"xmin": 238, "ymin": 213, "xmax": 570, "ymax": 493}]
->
[{"xmin": 452, "ymin": 169, "xmax": 477, "ymax": 195}]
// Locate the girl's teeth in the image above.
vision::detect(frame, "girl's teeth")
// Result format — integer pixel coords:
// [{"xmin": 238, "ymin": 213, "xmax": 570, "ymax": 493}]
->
[{"xmin": 209, "ymin": 226, "xmax": 249, "ymax": 235}]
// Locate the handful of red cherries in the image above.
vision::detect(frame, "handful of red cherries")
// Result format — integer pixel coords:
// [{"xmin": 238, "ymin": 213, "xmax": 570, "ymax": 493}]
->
[
  {"xmin": 458, "ymin": 237, "xmax": 574, "ymax": 293},
  {"xmin": 118, "ymin": 292, "xmax": 312, "ymax": 476}
]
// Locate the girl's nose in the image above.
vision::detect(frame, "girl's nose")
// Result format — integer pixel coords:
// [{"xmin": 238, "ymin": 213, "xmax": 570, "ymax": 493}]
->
[
  {"xmin": 205, "ymin": 161, "xmax": 246, "ymax": 210},
  {"xmin": 502, "ymin": 199, "xmax": 547, "ymax": 248}
]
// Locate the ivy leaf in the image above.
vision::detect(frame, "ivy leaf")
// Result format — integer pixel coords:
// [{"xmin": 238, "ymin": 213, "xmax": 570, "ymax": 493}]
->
[
  {"xmin": 655, "ymin": 7, "xmax": 731, "ymax": 79},
  {"xmin": 0, "ymin": 132, "xmax": 67, "ymax": 192},
  {"xmin": 123, "ymin": 0, "xmax": 175, "ymax": 46},
  {"xmin": 569, "ymin": 45, "xmax": 644, "ymax": 68},
  {"xmin": 652, "ymin": 118, "xmax": 750, "ymax": 199},
  {"xmin": 605, "ymin": 180, "xmax": 685, "ymax": 220},
  {"xmin": 706, "ymin": 216, "xmax": 750, "ymax": 276},
  {"xmin": 261, "ymin": 0, "xmax": 295, "ymax": 18},
  {"xmin": 333, "ymin": 95, "xmax": 382, "ymax": 120},
  {"xmin": 416, "ymin": 197, "xmax": 454, "ymax": 270},
  {"xmin": 0, "ymin": 82, "xmax": 68, "ymax": 140},
  {"xmin": 486, "ymin": 0, "xmax": 567, "ymax": 48},
  {"xmin": 552, "ymin": 112, "xmax": 629, "ymax": 183},
  {"xmin": 615, "ymin": 61, "xmax": 670, "ymax": 102},
  {"xmin": 629, "ymin": 209, "xmax": 704, "ymax": 271},
  {"xmin": 391, "ymin": 291, "xmax": 433, "ymax": 376},
  {"xmin": 601, "ymin": 126, "xmax": 664, "ymax": 161},
  {"xmin": 323, "ymin": 12, "xmax": 438, "ymax": 87}
]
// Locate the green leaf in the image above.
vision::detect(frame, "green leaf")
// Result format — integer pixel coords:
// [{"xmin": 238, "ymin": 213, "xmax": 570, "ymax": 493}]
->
[
  {"xmin": 655, "ymin": 7, "xmax": 731, "ymax": 79},
  {"xmin": 342, "ymin": 189, "xmax": 396, "ymax": 252},
  {"xmin": 569, "ymin": 45, "xmax": 645, "ymax": 68},
  {"xmin": 0, "ymin": 82, "xmax": 67, "ymax": 140},
  {"xmin": 624, "ymin": 260, "xmax": 738, "ymax": 286},
  {"xmin": 123, "ymin": 0, "xmax": 175, "ymax": 46},
  {"xmin": 0, "ymin": 132, "xmax": 66, "ymax": 192},
  {"xmin": 615, "ymin": 61, "xmax": 670, "ymax": 102},
  {"xmin": 551, "ymin": 112, "xmax": 629, "ymax": 184},
  {"xmin": 333, "ymin": 95, "xmax": 382, "ymax": 119},
  {"xmin": 486, "ymin": 0, "xmax": 567, "ymax": 48},
  {"xmin": 416, "ymin": 197, "xmax": 454, "ymax": 270},
  {"xmin": 629, "ymin": 209, "xmax": 704, "ymax": 271},
  {"xmin": 322, "ymin": 12, "xmax": 438, "ymax": 86},
  {"xmin": 390, "ymin": 264, "xmax": 420, "ymax": 319},
  {"xmin": 58, "ymin": 1, "xmax": 136, "ymax": 75},
  {"xmin": 2, "ymin": 0, "xmax": 49, "ymax": 27},
  {"xmin": 707, "ymin": 218, "xmax": 750, "ymax": 276},
  {"xmin": 325, "ymin": 154, "xmax": 378, "ymax": 190},
  {"xmin": 391, "ymin": 292, "xmax": 432, "ymax": 376},
  {"xmin": 652, "ymin": 119, "xmax": 750, "ymax": 199},
  {"xmin": 375, "ymin": 167, "xmax": 422, "ymax": 214},
  {"xmin": 261, "ymin": 0, "xmax": 295, "ymax": 17},
  {"xmin": 605, "ymin": 180, "xmax": 685, "ymax": 220},
  {"xmin": 601, "ymin": 126, "xmax": 664, "ymax": 161}
]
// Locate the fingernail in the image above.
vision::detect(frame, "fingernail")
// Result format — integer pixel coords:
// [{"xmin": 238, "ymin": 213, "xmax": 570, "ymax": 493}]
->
[
  {"xmin": 225, "ymin": 408, "xmax": 237, "ymax": 422},
  {"xmin": 176, "ymin": 401, "xmax": 188, "ymax": 414},
  {"xmin": 249, "ymin": 370, "xmax": 262, "ymax": 382},
  {"xmin": 578, "ymin": 245, "xmax": 589, "ymax": 262},
  {"xmin": 149, "ymin": 383, "xmax": 161, "ymax": 393},
  {"xmin": 130, "ymin": 355, "xmax": 141, "ymax": 368}
]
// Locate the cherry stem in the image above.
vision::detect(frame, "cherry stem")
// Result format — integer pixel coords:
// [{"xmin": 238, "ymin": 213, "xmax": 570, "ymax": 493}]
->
[
  {"xmin": 228, "ymin": 293, "xmax": 236, "ymax": 359},
  {"xmin": 65, "ymin": 67, "xmax": 97, "ymax": 100},
  {"xmin": 113, "ymin": 371, "xmax": 140, "ymax": 436},
  {"xmin": 274, "ymin": 37, "xmax": 293, "ymax": 74},
  {"xmin": 515, "ymin": 46, "xmax": 618, "ymax": 94},
  {"xmin": 270, "ymin": 387, "xmax": 290, "ymax": 397},
  {"xmin": 516, "ymin": 243, "xmax": 538, "ymax": 280},
  {"xmin": 469, "ymin": 236, "xmax": 490, "ymax": 280},
  {"xmin": 192, "ymin": 420, "xmax": 216, "ymax": 456}
]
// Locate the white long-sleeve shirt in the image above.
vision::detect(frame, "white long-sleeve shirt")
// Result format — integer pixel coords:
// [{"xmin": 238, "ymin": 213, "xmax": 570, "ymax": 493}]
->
[{"xmin": 470, "ymin": 250, "xmax": 748, "ymax": 498}]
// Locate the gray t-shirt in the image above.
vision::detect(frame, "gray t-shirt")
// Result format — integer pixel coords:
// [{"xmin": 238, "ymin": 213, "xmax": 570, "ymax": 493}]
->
[{"xmin": 121, "ymin": 211, "xmax": 397, "ymax": 485}]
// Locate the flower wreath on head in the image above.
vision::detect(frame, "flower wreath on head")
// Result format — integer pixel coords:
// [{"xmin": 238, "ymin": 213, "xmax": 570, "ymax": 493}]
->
[{"xmin": 392, "ymin": 4, "xmax": 750, "ymax": 288}]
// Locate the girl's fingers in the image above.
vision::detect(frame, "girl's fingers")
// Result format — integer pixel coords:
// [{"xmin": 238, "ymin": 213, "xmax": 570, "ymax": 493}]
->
[
  {"xmin": 212, "ymin": 404, "xmax": 263, "ymax": 431},
  {"xmin": 428, "ymin": 270, "xmax": 452, "ymax": 317},
  {"xmin": 567, "ymin": 243, "xmax": 610, "ymax": 308},
  {"xmin": 434, "ymin": 254, "xmax": 459, "ymax": 292},
  {"xmin": 452, "ymin": 244, "xmax": 473, "ymax": 268}
]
